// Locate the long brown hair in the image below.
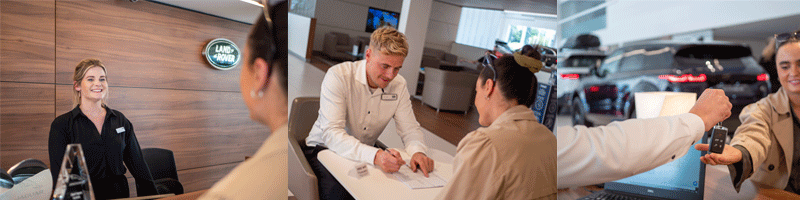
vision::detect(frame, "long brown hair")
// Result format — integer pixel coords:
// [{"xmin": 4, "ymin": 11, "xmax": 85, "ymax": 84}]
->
[{"xmin": 72, "ymin": 58, "xmax": 108, "ymax": 107}]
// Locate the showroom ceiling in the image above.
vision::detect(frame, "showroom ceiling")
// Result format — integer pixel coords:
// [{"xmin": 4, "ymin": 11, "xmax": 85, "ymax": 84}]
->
[
  {"xmin": 715, "ymin": 13, "xmax": 800, "ymax": 40},
  {"xmin": 436, "ymin": 0, "xmax": 557, "ymax": 15}
]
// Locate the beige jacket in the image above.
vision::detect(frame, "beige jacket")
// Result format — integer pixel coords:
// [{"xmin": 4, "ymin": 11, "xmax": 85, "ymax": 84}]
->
[
  {"xmin": 436, "ymin": 105, "xmax": 557, "ymax": 200},
  {"xmin": 731, "ymin": 87, "xmax": 794, "ymax": 190},
  {"xmin": 199, "ymin": 125, "xmax": 288, "ymax": 200}
]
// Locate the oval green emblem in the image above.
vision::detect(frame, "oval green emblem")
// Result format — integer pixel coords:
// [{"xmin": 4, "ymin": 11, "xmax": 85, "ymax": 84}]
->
[{"xmin": 203, "ymin": 38, "xmax": 241, "ymax": 70}]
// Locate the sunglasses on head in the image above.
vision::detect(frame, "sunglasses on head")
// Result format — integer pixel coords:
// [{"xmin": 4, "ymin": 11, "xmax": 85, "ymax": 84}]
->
[
  {"xmin": 481, "ymin": 53, "xmax": 498, "ymax": 81},
  {"xmin": 775, "ymin": 31, "xmax": 800, "ymax": 51}
]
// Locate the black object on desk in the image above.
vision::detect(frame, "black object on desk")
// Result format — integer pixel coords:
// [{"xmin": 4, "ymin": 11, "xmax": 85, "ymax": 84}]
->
[{"xmin": 709, "ymin": 123, "xmax": 728, "ymax": 154}]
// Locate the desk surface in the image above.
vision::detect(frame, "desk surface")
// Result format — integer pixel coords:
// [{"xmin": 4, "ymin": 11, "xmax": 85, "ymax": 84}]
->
[
  {"xmin": 318, "ymin": 149, "xmax": 454, "ymax": 200},
  {"xmin": 557, "ymin": 164, "xmax": 800, "ymax": 199},
  {"xmin": 156, "ymin": 189, "xmax": 207, "ymax": 200}
]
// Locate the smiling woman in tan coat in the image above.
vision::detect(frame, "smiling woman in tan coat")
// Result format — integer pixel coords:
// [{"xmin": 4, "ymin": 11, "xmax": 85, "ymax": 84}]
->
[{"xmin": 696, "ymin": 31, "xmax": 800, "ymax": 194}]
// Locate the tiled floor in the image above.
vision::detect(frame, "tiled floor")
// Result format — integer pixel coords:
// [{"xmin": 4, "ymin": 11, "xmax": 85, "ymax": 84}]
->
[{"xmin": 288, "ymin": 54, "xmax": 458, "ymax": 155}]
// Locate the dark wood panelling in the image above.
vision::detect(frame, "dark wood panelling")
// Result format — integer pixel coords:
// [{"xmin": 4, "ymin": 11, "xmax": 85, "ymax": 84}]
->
[
  {"xmin": 1, "ymin": 150, "xmax": 49, "ymax": 171},
  {"xmin": 176, "ymin": 162, "xmax": 240, "ymax": 193},
  {"xmin": 124, "ymin": 161, "xmax": 239, "ymax": 197},
  {"xmin": 55, "ymin": 85, "xmax": 266, "ymax": 171},
  {"xmin": 0, "ymin": 0, "xmax": 56, "ymax": 83},
  {"xmin": 0, "ymin": 83, "xmax": 55, "ymax": 156},
  {"xmin": 55, "ymin": 0, "xmax": 251, "ymax": 92},
  {"xmin": 1, "ymin": 0, "xmax": 266, "ymax": 194}
]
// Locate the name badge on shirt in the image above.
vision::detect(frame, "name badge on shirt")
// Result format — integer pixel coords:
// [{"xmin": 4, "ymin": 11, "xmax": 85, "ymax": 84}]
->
[
  {"xmin": 116, "ymin": 127, "xmax": 125, "ymax": 134},
  {"xmin": 381, "ymin": 93, "xmax": 398, "ymax": 101}
]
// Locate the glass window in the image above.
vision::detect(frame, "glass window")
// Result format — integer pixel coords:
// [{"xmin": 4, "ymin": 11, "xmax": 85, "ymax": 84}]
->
[
  {"xmin": 455, "ymin": 7, "xmax": 505, "ymax": 49},
  {"xmin": 506, "ymin": 25, "xmax": 556, "ymax": 50}
]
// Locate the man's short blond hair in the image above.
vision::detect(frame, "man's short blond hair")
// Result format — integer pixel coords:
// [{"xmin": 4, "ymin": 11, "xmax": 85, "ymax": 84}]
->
[{"xmin": 369, "ymin": 27, "xmax": 408, "ymax": 57}]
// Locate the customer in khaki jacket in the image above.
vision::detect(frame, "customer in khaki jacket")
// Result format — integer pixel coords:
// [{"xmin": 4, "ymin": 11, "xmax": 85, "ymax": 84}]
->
[
  {"xmin": 436, "ymin": 45, "xmax": 556, "ymax": 199},
  {"xmin": 696, "ymin": 32, "xmax": 800, "ymax": 194}
]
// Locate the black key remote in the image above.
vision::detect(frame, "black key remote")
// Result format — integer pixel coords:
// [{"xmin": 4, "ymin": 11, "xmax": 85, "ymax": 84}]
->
[{"xmin": 709, "ymin": 123, "xmax": 727, "ymax": 154}]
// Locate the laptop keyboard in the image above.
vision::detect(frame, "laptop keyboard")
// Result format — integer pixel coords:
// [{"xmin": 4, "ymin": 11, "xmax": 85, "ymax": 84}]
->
[{"xmin": 579, "ymin": 191, "xmax": 651, "ymax": 200}]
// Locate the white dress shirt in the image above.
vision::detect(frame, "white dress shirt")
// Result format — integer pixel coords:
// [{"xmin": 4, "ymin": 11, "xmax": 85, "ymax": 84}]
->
[
  {"xmin": 199, "ymin": 124, "xmax": 288, "ymax": 200},
  {"xmin": 557, "ymin": 113, "xmax": 705, "ymax": 188},
  {"xmin": 305, "ymin": 60, "xmax": 427, "ymax": 165}
]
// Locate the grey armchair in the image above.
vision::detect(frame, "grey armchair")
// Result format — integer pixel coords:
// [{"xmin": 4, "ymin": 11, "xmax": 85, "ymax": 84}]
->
[
  {"xmin": 322, "ymin": 32, "xmax": 355, "ymax": 61},
  {"xmin": 422, "ymin": 48, "xmax": 458, "ymax": 67},
  {"xmin": 288, "ymin": 97, "xmax": 320, "ymax": 200},
  {"xmin": 422, "ymin": 67, "xmax": 479, "ymax": 113}
]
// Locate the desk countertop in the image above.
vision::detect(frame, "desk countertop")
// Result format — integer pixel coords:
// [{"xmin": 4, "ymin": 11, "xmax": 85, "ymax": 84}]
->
[{"xmin": 318, "ymin": 149, "xmax": 454, "ymax": 200}]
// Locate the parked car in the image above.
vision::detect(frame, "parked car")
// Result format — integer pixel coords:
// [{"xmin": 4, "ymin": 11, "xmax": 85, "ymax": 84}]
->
[
  {"xmin": 570, "ymin": 41, "xmax": 771, "ymax": 130},
  {"xmin": 557, "ymin": 34, "xmax": 605, "ymax": 114},
  {"xmin": 557, "ymin": 48, "xmax": 605, "ymax": 114}
]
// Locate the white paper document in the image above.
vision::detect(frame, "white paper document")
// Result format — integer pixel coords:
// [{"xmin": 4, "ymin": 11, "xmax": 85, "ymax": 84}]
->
[{"xmin": 392, "ymin": 165, "xmax": 447, "ymax": 189}]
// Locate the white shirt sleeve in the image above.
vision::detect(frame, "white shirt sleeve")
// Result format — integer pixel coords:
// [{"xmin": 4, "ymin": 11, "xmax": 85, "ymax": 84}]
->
[
  {"xmin": 556, "ymin": 113, "xmax": 705, "ymax": 188},
  {"xmin": 392, "ymin": 82, "xmax": 428, "ymax": 156},
  {"xmin": 317, "ymin": 69, "xmax": 380, "ymax": 165}
]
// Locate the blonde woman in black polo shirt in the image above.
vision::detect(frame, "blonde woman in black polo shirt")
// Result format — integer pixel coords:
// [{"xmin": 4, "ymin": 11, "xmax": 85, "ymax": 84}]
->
[{"xmin": 48, "ymin": 58, "xmax": 158, "ymax": 199}]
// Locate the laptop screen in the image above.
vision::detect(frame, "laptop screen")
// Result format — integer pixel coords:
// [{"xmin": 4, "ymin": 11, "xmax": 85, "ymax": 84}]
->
[{"xmin": 605, "ymin": 138, "xmax": 707, "ymax": 200}]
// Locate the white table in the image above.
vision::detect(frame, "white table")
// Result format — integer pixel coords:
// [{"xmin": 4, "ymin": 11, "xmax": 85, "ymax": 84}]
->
[{"xmin": 317, "ymin": 148, "xmax": 454, "ymax": 200}]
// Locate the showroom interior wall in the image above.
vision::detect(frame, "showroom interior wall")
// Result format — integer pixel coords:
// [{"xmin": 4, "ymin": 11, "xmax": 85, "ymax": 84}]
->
[
  {"xmin": 0, "ymin": 0, "xmax": 264, "ymax": 196},
  {"xmin": 424, "ymin": 1, "xmax": 461, "ymax": 52},
  {"xmin": 310, "ymin": 0, "xmax": 403, "ymax": 52},
  {"xmin": 587, "ymin": 1, "xmax": 800, "ymax": 46},
  {"xmin": 288, "ymin": 12, "xmax": 313, "ymax": 59}
]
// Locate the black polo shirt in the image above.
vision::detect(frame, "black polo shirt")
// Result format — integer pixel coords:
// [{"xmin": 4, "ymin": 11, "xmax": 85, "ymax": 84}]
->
[{"xmin": 48, "ymin": 105, "xmax": 157, "ymax": 196}]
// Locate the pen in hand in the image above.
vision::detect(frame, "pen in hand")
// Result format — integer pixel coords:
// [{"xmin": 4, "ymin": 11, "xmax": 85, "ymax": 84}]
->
[{"xmin": 380, "ymin": 147, "xmax": 405, "ymax": 169}]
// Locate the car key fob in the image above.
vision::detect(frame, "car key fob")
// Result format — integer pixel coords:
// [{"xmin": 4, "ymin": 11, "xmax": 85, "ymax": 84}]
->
[{"xmin": 709, "ymin": 123, "xmax": 727, "ymax": 154}]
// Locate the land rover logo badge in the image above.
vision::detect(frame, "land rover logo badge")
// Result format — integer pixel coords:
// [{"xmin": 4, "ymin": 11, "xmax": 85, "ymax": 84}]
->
[{"xmin": 203, "ymin": 38, "xmax": 241, "ymax": 70}]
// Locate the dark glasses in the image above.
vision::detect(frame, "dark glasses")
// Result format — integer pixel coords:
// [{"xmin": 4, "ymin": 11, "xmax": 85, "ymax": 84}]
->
[
  {"xmin": 481, "ymin": 53, "xmax": 498, "ymax": 81},
  {"xmin": 775, "ymin": 31, "xmax": 800, "ymax": 51}
]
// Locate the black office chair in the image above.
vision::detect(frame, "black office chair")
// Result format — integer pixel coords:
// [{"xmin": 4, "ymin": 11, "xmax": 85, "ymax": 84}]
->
[
  {"xmin": 7, "ymin": 158, "xmax": 48, "ymax": 184},
  {"xmin": 140, "ymin": 148, "xmax": 183, "ymax": 195}
]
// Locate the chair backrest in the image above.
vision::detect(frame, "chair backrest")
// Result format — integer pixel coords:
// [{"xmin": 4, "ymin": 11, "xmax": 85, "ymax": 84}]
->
[
  {"xmin": 141, "ymin": 148, "xmax": 179, "ymax": 181},
  {"xmin": 7, "ymin": 158, "xmax": 48, "ymax": 184},
  {"xmin": 288, "ymin": 97, "xmax": 320, "ymax": 200},
  {"xmin": 289, "ymin": 97, "xmax": 321, "ymax": 145},
  {"xmin": 0, "ymin": 168, "xmax": 12, "ymax": 190}
]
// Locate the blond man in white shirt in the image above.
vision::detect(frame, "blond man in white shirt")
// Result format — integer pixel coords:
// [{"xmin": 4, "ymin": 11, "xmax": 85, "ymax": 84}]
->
[{"xmin": 304, "ymin": 27, "xmax": 434, "ymax": 199}]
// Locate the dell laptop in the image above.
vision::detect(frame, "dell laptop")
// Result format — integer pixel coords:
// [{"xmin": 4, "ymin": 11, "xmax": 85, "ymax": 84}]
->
[{"xmin": 579, "ymin": 133, "xmax": 708, "ymax": 200}]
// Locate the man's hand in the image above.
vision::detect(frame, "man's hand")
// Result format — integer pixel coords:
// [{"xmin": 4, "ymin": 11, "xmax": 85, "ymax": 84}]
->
[
  {"xmin": 689, "ymin": 89, "xmax": 732, "ymax": 131},
  {"xmin": 374, "ymin": 149, "xmax": 405, "ymax": 173},
  {"xmin": 409, "ymin": 152, "xmax": 435, "ymax": 177},
  {"xmin": 694, "ymin": 144, "xmax": 743, "ymax": 165}
]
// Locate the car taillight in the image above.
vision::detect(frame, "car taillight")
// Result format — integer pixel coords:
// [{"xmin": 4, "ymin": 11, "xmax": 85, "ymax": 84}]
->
[
  {"xmin": 561, "ymin": 74, "xmax": 580, "ymax": 80},
  {"xmin": 757, "ymin": 73, "xmax": 769, "ymax": 81},
  {"xmin": 589, "ymin": 86, "xmax": 599, "ymax": 92},
  {"xmin": 658, "ymin": 74, "xmax": 707, "ymax": 83}
]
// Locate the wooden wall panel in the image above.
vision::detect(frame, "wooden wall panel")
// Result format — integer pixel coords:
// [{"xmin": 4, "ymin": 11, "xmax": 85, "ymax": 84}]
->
[
  {"xmin": 0, "ymin": 0, "xmax": 55, "ymax": 83},
  {"xmin": 125, "ymin": 161, "xmax": 240, "ymax": 196},
  {"xmin": 55, "ymin": 0, "xmax": 251, "ymax": 92},
  {"xmin": 55, "ymin": 85, "xmax": 266, "ymax": 171},
  {"xmin": 0, "ymin": 83, "xmax": 55, "ymax": 169},
  {"xmin": 1, "ymin": 0, "xmax": 265, "ymax": 194},
  {"xmin": 1, "ymin": 150, "xmax": 49, "ymax": 171}
]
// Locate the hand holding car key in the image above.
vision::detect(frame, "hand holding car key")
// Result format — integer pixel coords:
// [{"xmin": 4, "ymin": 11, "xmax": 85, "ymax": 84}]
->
[{"xmin": 708, "ymin": 122, "xmax": 728, "ymax": 154}]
